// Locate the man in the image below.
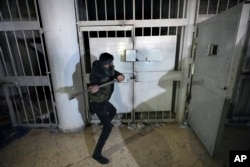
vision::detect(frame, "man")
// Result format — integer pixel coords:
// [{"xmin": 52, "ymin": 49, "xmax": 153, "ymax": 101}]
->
[{"xmin": 88, "ymin": 52, "xmax": 125, "ymax": 164}]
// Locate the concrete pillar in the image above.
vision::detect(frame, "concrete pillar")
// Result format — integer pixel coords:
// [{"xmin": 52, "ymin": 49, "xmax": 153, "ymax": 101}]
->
[{"xmin": 38, "ymin": 0, "xmax": 84, "ymax": 132}]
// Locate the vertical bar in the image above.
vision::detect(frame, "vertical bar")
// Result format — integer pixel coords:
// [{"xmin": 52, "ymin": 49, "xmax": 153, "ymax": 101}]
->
[
  {"xmin": 151, "ymin": 0, "xmax": 153, "ymax": 19},
  {"xmin": 226, "ymin": 0, "xmax": 230, "ymax": 10},
  {"xmin": 85, "ymin": 0, "xmax": 89, "ymax": 21},
  {"xmin": 207, "ymin": 0, "xmax": 210, "ymax": 16},
  {"xmin": 10, "ymin": 88, "xmax": 21, "ymax": 123},
  {"xmin": 6, "ymin": 0, "xmax": 12, "ymax": 21},
  {"xmin": 142, "ymin": 0, "xmax": 144, "ymax": 20},
  {"xmin": 22, "ymin": 31, "xmax": 37, "ymax": 123},
  {"xmin": 16, "ymin": 0, "xmax": 22, "ymax": 20},
  {"xmin": 123, "ymin": 0, "xmax": 125, "ymax": 20},
  {"xmin": 39, "ymin": 28, "xmax": 58, "ymax": 125},
  {"xmin": 95, "ymin": 0, "xmax": 98, "ymax": 21},
  {"xmin": 22, "ymin": 31, "xmax": 34, "ymax": 75},
  {"xmin": 31, "ymin": 31, "xmax": 44, "ymax": 123},
  {"xmin": 26, "ymin": 0, "xmax": 31, "ymax": 21},
  {"xmin": 0, "ymin": 47, "xmax": 9, "ymax": 76},
  {"xmin": 3, "ymin": 87, "xmax": 17, "ymax": 125},
  {"xmin": 160, "ymin": 0, "xmax": 162, "ymax": 19},
  {"xmin": 104, "ymin": 0, "xmax": 107, "ymax": 20},
  {"xmin": 4, "ymin": 32, "xmax": 18, "ymax": 76},
  {"xmin": 133, "ymin": 0, "xmax": 135, "ymax": 20},
  {"xmin": 18, "ymin": 87, "xmax": 29, "ymax": 123},
  {"xmin": 177, "ymin": 0, "xmax": 180, "ymax": 18},
  {"xmin": 169, "ymin": 0, "xmax": 171, "ymax": 19},
  {"xmin": 31, "ymin": 32, "xmax": 42, "ymax": 75},
  {"xmin": 13, "ymin": 31, "xmax": 25, "ymax": 75},
  {"xmin": 216, "ymin": 0, "xmax": 220, "ymax": 14},
  {"xmin": 114, "ymin": 0, "xmax": 117, "ymax": 20},
  {"xmin": 34, "ymin": 0, "xmax": 38, "ymax": 20}
]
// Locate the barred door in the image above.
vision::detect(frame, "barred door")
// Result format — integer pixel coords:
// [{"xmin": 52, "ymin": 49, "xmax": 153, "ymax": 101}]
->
[{"xmin": 0, "ymin": 0, "xmax": 58, "ymax": 127}]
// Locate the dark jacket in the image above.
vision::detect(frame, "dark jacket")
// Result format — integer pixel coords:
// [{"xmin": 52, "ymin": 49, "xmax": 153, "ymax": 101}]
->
[{"xmin": 88, "ymin": 60, "xmax": 123, "ymax": 103}]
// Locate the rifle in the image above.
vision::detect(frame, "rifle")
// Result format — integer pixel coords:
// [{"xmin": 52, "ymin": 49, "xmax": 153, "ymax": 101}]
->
[{"xmin": 69, "ymin": 80, "xmax": 116, "ymax": 100}]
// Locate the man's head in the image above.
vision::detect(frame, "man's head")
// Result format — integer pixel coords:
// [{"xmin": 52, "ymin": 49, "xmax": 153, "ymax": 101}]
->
[{"xmin": 99, "ymin": 52, "xmax": 114, "ymax": 69}]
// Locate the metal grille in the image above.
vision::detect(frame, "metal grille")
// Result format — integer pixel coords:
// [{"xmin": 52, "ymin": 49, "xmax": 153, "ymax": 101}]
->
[
  {"xmin": 0, "ymin": 0, "xmax": 58, "ymax": 127},
  {"xmin": 77, "ymin": 0, "xmax": 185, "ymax": 21},
  {"xmin": 197, "ymin": 0, "xmax": 247, "ymax": 22}
]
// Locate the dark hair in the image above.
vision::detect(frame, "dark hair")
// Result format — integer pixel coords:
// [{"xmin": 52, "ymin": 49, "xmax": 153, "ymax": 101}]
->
[{"xmin": 99, "ymin": 53, "xmax": 114, "ymax": 65}]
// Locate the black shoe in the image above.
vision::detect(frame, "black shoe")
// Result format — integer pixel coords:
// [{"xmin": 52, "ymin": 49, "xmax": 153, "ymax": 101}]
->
[{"xmin": 92, "ymin": 155, "xmax": 109, "ymax": 164}]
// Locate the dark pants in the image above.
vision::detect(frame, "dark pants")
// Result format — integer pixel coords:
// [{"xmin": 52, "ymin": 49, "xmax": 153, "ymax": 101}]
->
[{"xmin": 90, "ymin": 101, "xmax": 116, "ymax": 156}]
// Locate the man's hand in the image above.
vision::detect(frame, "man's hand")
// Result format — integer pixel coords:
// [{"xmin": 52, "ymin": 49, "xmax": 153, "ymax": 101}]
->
[
  {"xmin": 89, "ymin": 85, "xmax": 99, "ymax": 93},
  {"xmin": 117, "ymin": 75, "xmax": 125, "ymax": 82}
]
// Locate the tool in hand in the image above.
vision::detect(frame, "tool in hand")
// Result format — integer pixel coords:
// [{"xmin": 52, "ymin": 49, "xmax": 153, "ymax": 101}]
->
[{"xmin": 69, "ymin": 80, "xmax": 116, "ymax": 100}]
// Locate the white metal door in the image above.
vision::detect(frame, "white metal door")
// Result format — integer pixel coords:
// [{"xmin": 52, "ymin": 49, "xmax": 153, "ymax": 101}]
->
[
  {"xmin": 134, "ymin": 36, "xmax": 177, "ymax": 121},
  {"xmin": 89, "ymin": 37, "xmax": 134, "ymax": 113},
  {"xmin": 188, "ymin": 3, "xmax": 250, "ymax": 156},
  {"xmin": 83, "ymin": 26, "xmax": 178, "ymax": 123}
]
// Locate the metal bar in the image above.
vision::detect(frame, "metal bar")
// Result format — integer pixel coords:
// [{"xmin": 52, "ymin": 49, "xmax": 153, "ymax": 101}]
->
[
  {"xmin": 39, "ymin": 31, "xmax": 49, "ymax": 74},
  {"xmin": 34, "ymin": 0, "xmax": 38, "ymax": 20},
  {"xmin": 26, "ymin": 0, "xmax": 31, "ymax": 20},
  {"xmin": 16, "ymin": 0, "xmax": 22, "ymax": 21},
  {"xmin": 151, "ymin": 0, "xmax": 153, "ymax": 19},
  {"xmin": 177, "ymin": 0, "xmax": 180, "ymax": 18},
  {"xmin": 6, "ymin": 0, "xmax": 12, "ymax": 21},
  {"xmin": 114, "ymin": 0, "xmax": 117, "ymax": 20},
  {"xmin": 169, "ymin": 0, "xmax": 171, "ymax": 19},
  {"xmin": 46, "ymin": 86, "xmax": 53, "ymax": 124},
  {"xmin": 32, "ymin": 31, "xmax": 42, "ymax": 75},
  {"xmin": 13, "ymin": 31, "xmax": 25, "ymax": 75},
  {"xmin": 4, "ymin": 32, "xmax": 18, "ymax": 76},
  {"xmin": 10, "ymin": 87, "xmax": 21, "ymax": 123},
  {"xmin": 160, "ymin": 0, "xmax": 162, "ymax": 19},
  {"xmin": 80, "ymin": 25, "xmax": 134, "ymax": 31},
  {"xmin": 0, "ymin": 8, "xmax": 3, "ymax": 21},
  {"xmin": 0, "ymin": 47, "xmax": 9, "ymax": 76},
  {"xmin": 3, "ymin": 87, "xmax": 17, "ymax": 126},
  {"xmin": 26, "ymin": 86, "xmax": 36, "ymax": 123},
  {"xmin": 17, "ymin": 86, "xmax": 29, "ymax": 123},
  {"xmin": 216, "ymin": 0, "xmax": 220, "ymax": 14},
  {"xmin": 34, "ymin": 86, "xmax": 44, "ymax": 123},
  {"xmin": 226, "ymin": 0, "xmax": 230, "ymax": 10},
  {"xmin": 207, "ymin": 0, "xmax": 210, "ymax": 16},
  {"xmin": 133, "ymin": 0, "xmax": 135, "ymax": 20},
  {"xmin": 78, "ymin": 19, "xmax": 188, "ymax": 27},
  {"xmin": 22, "ymin": 31, "xmax": 34, "ymax": 75},
  {"xmin": 95, "ymin": 0, "xmax": 98, "ymax": 21},
  {"xmin": 31, "ymin": 31, "xmax": 44, "ymax": 123},
  {"xmin": 142, "ymin": 0, "xmax": 144, "ymax": 20},
  {"xmin": 104, "ymin": 0, "xmax": 107, "ymax": 20},
  {"xmin": 0, "ymin": 21, "xmax": 40, "ymax": 31},
  {"xmin": 123, "ymin": 0, "xmax": 125, "ymax": 20},
  {"xmin": 85, "ymin": 0, "xmax": 89, "ymax": 21}
]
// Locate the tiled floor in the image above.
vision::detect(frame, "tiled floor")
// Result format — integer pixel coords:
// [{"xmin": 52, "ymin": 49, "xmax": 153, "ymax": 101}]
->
[{"xmin": 0, "ymin": 123, "xmax": 240, "ymax": 167}]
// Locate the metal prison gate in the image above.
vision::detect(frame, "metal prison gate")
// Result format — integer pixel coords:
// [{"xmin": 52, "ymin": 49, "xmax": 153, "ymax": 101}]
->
[
  {"xmin": 76, "ymin": 0, "xmax": 247, "ymax": 124},
  {"xmin": 0, "ymin": 0, "xmax": 247, "ymax": 128},
  {"xmin": 0, "ymin": 0, "xmax": 58, "ymax": 127}
]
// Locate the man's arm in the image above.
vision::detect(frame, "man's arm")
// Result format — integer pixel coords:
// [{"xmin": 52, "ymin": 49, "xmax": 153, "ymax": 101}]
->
[{"xmin": 114, "ymin": 70, "xmax": 125, "ymax": 82}]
